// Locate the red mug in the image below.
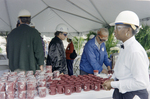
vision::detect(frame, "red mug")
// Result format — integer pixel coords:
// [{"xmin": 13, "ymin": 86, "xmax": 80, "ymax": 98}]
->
[
  {"xmin": 6, "ymin": 81, "xmax": 15, "ymax": 92},
  {"xmin": 38, "ymin": 87, "xmax": 46, "ymax": 98},
  {"xmin": 27, "ymin": 90, "xmax": 35, "ymax": 99},
  {"xmin": 90, "ymin": 83, "xmax": 95, "ymax": 90},
  {"xmin": 64, "ymin": 85, "xmax": 72, "ymax": 95},
  {"xmin": 6, "ymin": 91, "xmax": 14, "ymax": 99},
  {"xmin": 0, "ymin": 92, "xmax": 5, "ymax": 99},
  {"xmin": 84, "ymin": 83, "xmax": 90, "ymax": 91},
  {"xmin": 18, "ymin": 91, "xmax": 26, "ymax": 99},
  {"xmin": 94, "ymin": 82, "xmax": 100, "ymax": 91},
  {"xmin": 27, "ymin": 81, "xmax": 36, "ymax": 90},
  {"xmin": 70, "ymin": 84, "xmax": 75, "ymax": 93},
  {"xmin": 18, "ymin": 81, "xmax": 26, "ymax": 91},
  {"xmin": 38, "ymin": 80, "xmax": 46, "ymax": 87},
  {"xmin": 49, "ymin": 85, "xmax": 57, "ymax": 95},
  {"xmin": 57, "ymin": 85, "xmax": 64, "ymax": 94},
  {"xmin": 0, "ymin": 82, "xmax": 5, "ymax": 92},
  {"xmin": 75, "ymin": 84, "xmax": 82, "ymax": 93}
]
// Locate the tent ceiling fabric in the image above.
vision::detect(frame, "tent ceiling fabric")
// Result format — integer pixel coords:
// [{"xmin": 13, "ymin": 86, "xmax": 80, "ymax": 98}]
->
[{"xmin": 0, "ymin": 0, "xmax": 150, "ymax": 36}]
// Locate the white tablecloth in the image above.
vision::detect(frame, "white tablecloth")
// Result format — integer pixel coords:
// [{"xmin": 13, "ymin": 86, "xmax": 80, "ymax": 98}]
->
[{"xmin": 35, "ymin": 89, "xmax": 114, "ymax": 99}]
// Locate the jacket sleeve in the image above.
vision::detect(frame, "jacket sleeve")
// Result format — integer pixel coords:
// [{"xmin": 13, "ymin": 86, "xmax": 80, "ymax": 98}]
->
[
  {"xmin": 48, "ymin": 44, "xmax": 66, "ymax": 74},
  {"xmin": 33, "ymin": 31, "xmax": 44, "ymax": 66},
  {"xmin": 103, "ymin": 44, "xmax": 111, "ymax": 67},
  {"xmin": 66, "ymin": 42, "xmax": 74, "ymax": 54},
  {"xmin": 84, "ymin": 44, "xmax": 103, "ymax": 73}
]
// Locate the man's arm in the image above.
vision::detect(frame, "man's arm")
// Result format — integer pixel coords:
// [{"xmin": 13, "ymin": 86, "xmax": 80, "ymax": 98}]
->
[{"xmin": 84, "ymin": 44, "xmax": 103, "ymax": 73}]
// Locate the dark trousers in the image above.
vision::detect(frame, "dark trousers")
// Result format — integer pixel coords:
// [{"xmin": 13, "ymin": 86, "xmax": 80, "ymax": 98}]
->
[
  {"xmin": 66, "ymin": 59, "xmax": 74, "ymax": 76},
  {"xmin": 80, "ymin": 70, "xmax": 90, "ymax": 75},
  {"xmin": 113, "ymin": 88, "xmax": 148, "ymax": 99}
]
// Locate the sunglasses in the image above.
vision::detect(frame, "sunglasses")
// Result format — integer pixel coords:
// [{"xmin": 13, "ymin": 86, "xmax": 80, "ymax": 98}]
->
[
  {"xmin": 98, "ymin": 36, "xmax": 107, "ymax": 42},
  {"xmin": 63, "ymin": 33, "xmax": 68, "ymax": 36},
  {"xmin": 114, "ymin": 25, "xmax": 128, "ymax": 30}
]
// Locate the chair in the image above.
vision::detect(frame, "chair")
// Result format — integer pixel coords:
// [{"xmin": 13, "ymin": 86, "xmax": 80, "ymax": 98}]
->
[{"xmin": 73, "ymin": 55, "xmax": 81, "ymax": 76}]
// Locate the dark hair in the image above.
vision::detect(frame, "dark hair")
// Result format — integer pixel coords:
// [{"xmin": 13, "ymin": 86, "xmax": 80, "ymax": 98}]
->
[
  {"xmin": 16, "ymin": 20, "xmax": 20, "ymax": 27},
  {"xmin": 16, "ymin": 23, "xmax": 20, "ymax": 28},
  {"xmin": 54, "ymin": 31, "xmax": 63, "ymax": 36},
  {"xmin": 19, "ymin": 17, "xmax": 31, "ymax": 24},
  {"xmin": 124, "ymin": 24, "xmax": 138, "ymax": 35},
  {"xmin": 68, "ymin": 38, "xmax": 72, "ymax": 42}
]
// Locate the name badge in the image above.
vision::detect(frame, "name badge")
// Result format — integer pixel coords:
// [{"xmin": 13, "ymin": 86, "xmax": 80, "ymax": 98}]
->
[{"xmin": 102, "ymin": 47, "xmax": 104, "ymax": 51}]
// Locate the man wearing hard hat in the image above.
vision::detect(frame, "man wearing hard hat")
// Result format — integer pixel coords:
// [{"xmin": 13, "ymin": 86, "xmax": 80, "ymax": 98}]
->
[
  {"xmin": 65, "ymin": 34, "xmax": 75, "ymax": 76},
  {"xmin": 6, "ymin": 9, "xmax": 44, "ymax": 72},
  {"xmin": 80, "ymin": 28, "xmax": 111, "ymax": 75},
  {"xmin": 46, "ymin": 23, "xmax": 68, "ymax": 74},
  {"xmin": 103, "ymin": 11, "xmax": 149, "ymax": 99}
]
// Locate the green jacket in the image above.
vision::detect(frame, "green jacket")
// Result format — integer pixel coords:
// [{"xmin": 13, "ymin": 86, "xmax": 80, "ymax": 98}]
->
[{"xmin": 6, "ymin": 24, "xmax": 44, "ymax": 72}]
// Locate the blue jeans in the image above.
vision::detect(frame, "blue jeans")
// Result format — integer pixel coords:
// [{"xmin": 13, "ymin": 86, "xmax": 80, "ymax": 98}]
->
[{"xmin": 66, "ymin": 59, "xmax": 74, "ymax": 76}]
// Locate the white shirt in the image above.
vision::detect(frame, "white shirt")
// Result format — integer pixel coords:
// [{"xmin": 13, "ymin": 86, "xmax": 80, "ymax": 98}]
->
[
  {"xmin": 95, "ymin": 37, "xmax": 101, "ymax": 50},
  {"xmin": 111, "ymin": 36, "xmax": 149, "ymax": 93}
]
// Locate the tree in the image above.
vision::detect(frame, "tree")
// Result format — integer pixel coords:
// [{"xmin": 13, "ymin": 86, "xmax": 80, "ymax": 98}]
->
[
  {"xmin": 86, "ymin": 31, "xmax": 96, "ymax": 41},
  {"xmin": 72, "ymin": 36, "xmax": 85, "ymax": 55},
  {"xmin": 106, "ymin": 26, "xmax": 118, "ymax": 57},
  {"xmin": 135, "ymin": 25, "xmax": 150, "ymax": 51}
]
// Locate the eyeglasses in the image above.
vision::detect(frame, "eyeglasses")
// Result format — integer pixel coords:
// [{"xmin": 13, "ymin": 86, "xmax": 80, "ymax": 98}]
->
[
  {"xmin": 98, "ymin": 36, "xmax": 107, "ymax": 42},
  {"xmin": 63, "ymin": 33, "xmax": 68, "ymax": 36},
  {"xmin": 114, "ymin": 25, "xmax": 128, "ymax": 30}
]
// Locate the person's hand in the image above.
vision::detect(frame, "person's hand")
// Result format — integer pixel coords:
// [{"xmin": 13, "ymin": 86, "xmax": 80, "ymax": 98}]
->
[
  {"xmin": 102, "ymin": 79, "xmax": 114, "ymax": 90},
  {"xmin": 60, "ymin": 72, "xmax": 64, "ymax": 75},
  {"xmin": 108, "ymin": 70, "xmax": 114, "ymax": 74},
  {"xmin": 101, "ymin": 69, "xmax": 108, "ymax": 74},
  {"xmin": 107, "ymin": 66, "xmax": 111, "ymax": 71},
  {"xmin": 40, "ymin": 65, "xmax": 43, "ymax": 71}
]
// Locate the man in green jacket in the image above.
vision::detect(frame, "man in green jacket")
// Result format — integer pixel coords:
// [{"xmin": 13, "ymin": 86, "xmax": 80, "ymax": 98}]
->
[{"xmin": 6, "ymin": 9, "xmax": 44, "ymax": 72}]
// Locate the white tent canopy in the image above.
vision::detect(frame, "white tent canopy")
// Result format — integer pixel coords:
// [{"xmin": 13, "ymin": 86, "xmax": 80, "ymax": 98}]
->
[{"xmin": 0, "ymin": 0, "xmax": 150, "ymax": 37}]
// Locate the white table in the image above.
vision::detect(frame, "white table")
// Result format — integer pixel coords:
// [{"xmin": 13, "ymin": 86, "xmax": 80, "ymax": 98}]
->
[{"xmin": 35, "ymin": 89, "xmax": 114, "ymax": 99}]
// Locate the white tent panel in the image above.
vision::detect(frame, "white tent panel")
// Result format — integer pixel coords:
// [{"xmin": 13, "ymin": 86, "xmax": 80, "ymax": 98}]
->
[
  {"xmin": 53, "ymin": 9, "xmax": 103, "ymax": 32},
  {"xmin": 31, "ymin": 8, "xmax": 69, "ymax": 33},
  {"xmin": 0, "ymin": 0, "xmax": 11, "ymax": 31},
  {"xmin": 43, "ymin": 0, "xmax": 102, "ymax": 23},
  {"xmin": 6, "ymin": 0, "xmax": 47, "ymax": 30},
  {"xmin": 0, "ymin": 0, "xmax": 150, "ymax": 35},
  {"xmin": 0, "ymin": 20, "xmax": 10, "ymax": 31},
  {"xmin": 68, "ymin": 0, "xmax": 106, "ymax": 24}
]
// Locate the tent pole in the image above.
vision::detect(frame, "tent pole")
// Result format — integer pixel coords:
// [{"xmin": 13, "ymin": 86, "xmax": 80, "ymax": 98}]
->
[
  {"xmin": 0, "ymin": 17, "xmax": 10, "ymax": 27},
  {"xmin": 78, "ymin": 32, "xmax": 80, "ymax": 55},
  {"xmin": 4, "ymin": 0, "xmax": 12, "ymax": 30},
  {"xmin": 90, "ymin": 0, "xmax": 108, "ymax": 25},
  {"xmin": 67, "ymin": 0, "xmax": 105, "ymax": 24},
  {"xmin": 32, "ymin": 7, "xmax": 49, "ymax": 19},
  {"xmin": 42, "ymin": 0, "xmax": 80, "ymax": 33},
  {"xmin": 51, "ymin": 8, "xmax": 79, "ymax": 33}
]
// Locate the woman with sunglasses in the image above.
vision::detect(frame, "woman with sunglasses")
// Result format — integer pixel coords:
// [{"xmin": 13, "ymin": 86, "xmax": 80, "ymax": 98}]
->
[{"xmin": 46, "ymin": 23, "xmax": 69, "ymax": 75}]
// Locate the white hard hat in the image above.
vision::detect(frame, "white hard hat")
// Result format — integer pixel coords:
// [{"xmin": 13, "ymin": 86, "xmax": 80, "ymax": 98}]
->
[
  {"xmin": 110, "ymin": 11, "xmax": 140, "ymax": 29},
  {"xmin": 67, "ymin": 34, "xmax": 73, "ymax": 39},
  {"xmin": 29, "ymin": 22, "xmax": 35, "ymax": 27},
  {"xmin": 56, "ymin": 23, "xmax": 69, "ymax": 33},
  {"xmin": 18, "ymin": 9, "xmax": 31, "ymax": 17}
]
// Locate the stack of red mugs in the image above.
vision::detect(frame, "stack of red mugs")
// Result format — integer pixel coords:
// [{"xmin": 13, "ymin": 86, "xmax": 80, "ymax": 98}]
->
[
  {"xmin": 0, "ymin": 67, "xmax": 110, "ymax": 99},
  {"xmin": 47, "ymin": 74, "xmax": 109, "ymax": 96}
]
